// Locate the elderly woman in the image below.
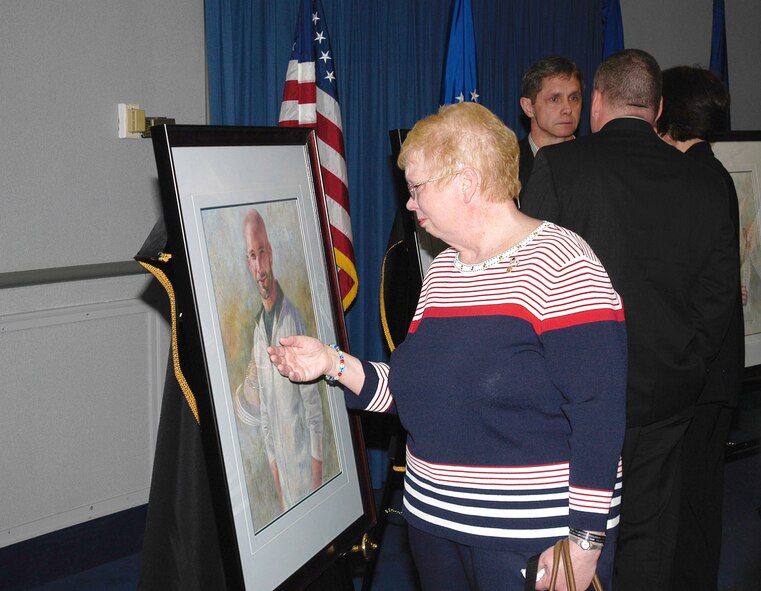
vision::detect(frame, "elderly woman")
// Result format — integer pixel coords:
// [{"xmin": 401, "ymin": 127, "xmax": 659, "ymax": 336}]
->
[
  {"xmin": 269, "ymin": 103, "xmax": 626, "ymax": 590},
  {"xmin": 657, "ymin": 66, "xmax": 742, "ymax": 589}
]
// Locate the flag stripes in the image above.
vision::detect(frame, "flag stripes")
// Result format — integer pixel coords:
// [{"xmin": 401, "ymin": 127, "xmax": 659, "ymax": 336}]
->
[{"xmin": 279, "ymin": 0, "xmax": 358, "ymax": 310}]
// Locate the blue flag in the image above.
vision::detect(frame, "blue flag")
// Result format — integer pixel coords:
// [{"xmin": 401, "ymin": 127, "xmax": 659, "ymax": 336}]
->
[
  {"xmin": 441, "ymin": 0, "xmax": 479, "ymax": 105},
  {"xmin": 710, "ymin": 0, "xmax": 731, "ymax": 129},
  {"xmin": 601, "ymin": 0, "xmax": 625, "ymax": 59},
  {"xmin": 710, "ymin": 0, "xmax": 729, "ymax": 85}
]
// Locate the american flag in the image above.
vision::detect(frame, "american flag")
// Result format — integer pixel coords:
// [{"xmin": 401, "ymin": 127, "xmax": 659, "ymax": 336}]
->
[{"xmin": 279, "ymin": 0, "xmax": 358, "ymax": 310}]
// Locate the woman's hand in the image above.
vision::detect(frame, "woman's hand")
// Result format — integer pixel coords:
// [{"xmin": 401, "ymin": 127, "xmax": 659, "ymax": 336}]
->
[
  {"xmin": 535, "ymin": 541, "xmax": 600, "ymax": 591},
  {"xmin": 267, "ymin": 335, "xmax": 332, "ymax": 382}
]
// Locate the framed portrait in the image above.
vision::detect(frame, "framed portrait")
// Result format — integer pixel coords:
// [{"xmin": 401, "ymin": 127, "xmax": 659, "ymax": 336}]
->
[
  {"xmin": 713, "ymin": 132, "xmax": 761, "ymax": 368},
  {"xmin": 151, "ymin": 125, "xmax": 374, "ymax": 589}
]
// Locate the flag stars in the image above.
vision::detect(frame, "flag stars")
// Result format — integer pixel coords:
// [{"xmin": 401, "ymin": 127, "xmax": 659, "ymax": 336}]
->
[
  {"xmin": 319, "ymin": 50, "xmax": 331, "ymax": 63},
  {"xmin": 470, "ymin": 89, "xmax": 480, "ymax": 102},
  {"xmin": 315, "ymin": 30, "xmax": 326, "ymax": 44},
  {"xmin": 325, "ymin": 70, "xmax": 336, "ymax": 83},
  {"xmin": 455, "ymin": 92, "xmax": 465, "ymax": 103},
  {"xmin": 312, "ymin": 11, "xmax": 319, "ymax": 25}
]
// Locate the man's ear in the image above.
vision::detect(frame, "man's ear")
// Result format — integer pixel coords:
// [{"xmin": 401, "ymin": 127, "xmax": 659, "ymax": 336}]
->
[
  {"xmin": 590, "ymin": 89, "xmax": 601, "ymax": 116},
  {"xmin": 519, "ymin": 97, "xmax": 535, "ymax": 119},
  {"xmin": 654, "ymin": 97, "xmax": 664, "ymax": 125},
  {"xmin": 589, "ymin": 89, "xmax": 603, "ymax": 130}
]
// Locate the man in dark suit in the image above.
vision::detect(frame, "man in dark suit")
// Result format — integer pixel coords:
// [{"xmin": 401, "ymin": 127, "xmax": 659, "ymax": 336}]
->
[
  {"xmin": 520, "ymin": 49, "xmax": 738, "ymax": 591},
  {"xmin": 517, "ymin": 56, "xmax": 583, "ymax": 196}
]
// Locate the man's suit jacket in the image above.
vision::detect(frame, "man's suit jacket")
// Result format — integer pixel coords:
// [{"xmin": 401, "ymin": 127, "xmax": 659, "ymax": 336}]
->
[
  {"xmin": 521, "ymin": 117, "xmax": 738, "ymax": 427},
  {"xmin": 518, "ymin": 136, "xmax": 534, "ymax": 191}
]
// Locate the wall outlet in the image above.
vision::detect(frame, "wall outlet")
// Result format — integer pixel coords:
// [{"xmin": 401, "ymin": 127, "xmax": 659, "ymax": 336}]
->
[{"xmin": 117, "ymin": 103, "xmax": 143, "ymax": 139}]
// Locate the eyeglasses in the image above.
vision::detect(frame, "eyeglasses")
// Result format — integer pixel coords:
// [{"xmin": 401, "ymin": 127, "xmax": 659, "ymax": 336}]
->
[{"xmin": 406, "ymin": 170, "xmax": 462, "ymax": 201}]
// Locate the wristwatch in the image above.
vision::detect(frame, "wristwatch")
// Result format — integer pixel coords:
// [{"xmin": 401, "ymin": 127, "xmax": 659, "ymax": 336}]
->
[{"xmin": 568, "ymin": 528, "xmax": 605, "ymax": 551}]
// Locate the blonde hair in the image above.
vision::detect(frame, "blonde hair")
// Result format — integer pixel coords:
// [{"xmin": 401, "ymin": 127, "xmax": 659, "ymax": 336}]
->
[{"xmin": 398, "ymin": 102, "xmax": 521, "ymax": 202}]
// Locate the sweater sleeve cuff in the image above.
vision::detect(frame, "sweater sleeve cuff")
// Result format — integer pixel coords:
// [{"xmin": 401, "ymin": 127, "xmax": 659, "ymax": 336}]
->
[
  {"xmin": 343, "ymin": 360, "xmax": 395, "ymax": 413},
  {"xmin": 568, "ymin": 481, "xmax": 621, "ymax": 533}
]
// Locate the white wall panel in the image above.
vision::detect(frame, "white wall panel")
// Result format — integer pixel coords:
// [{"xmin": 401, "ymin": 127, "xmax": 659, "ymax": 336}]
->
[{"xmin": 0, "ymin": 281, "xmax": 168, "ymax": 547}]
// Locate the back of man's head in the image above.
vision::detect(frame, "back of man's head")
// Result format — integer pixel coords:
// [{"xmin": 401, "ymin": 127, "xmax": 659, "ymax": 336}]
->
[
  {"xmin": 593, "ymin": 49, "xmax": 662, "ymax": 120},
  {"xmin": 521, "ymin": 55, "xmax": 584, "ymax": 102}
]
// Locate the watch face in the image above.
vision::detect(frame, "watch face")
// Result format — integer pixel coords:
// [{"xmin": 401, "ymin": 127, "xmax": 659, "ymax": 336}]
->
[{"xmin": 580, "ymin": 539, "xmax": 591, "ymax": 550}]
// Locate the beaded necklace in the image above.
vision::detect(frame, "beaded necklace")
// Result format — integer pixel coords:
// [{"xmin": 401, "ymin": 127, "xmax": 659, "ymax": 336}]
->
[{"xmin": 453, "ymin": 221, "xmax": 547, "ymax": 273}]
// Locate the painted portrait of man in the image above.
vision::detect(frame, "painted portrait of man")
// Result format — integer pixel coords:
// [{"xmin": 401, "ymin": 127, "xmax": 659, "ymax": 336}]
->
[{"xmin": 202, "ymin": 200, "xmax": 340, "ymax": 530}]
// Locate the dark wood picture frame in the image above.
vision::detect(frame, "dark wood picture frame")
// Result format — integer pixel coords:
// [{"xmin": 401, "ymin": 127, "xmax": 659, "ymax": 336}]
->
[{"xmin": 151, "ymin": 125, "xmax": 374, "ymax": 590}]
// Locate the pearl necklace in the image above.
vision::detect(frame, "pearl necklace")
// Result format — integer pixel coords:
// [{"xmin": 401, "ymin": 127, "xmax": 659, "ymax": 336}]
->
[{"xmin": 453, "ymin": 221, "xmax": 546, "ymax": 273}]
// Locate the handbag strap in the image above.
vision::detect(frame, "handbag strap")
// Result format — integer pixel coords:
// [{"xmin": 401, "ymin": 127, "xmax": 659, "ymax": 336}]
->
[
  {"xmin": 560, "ymin": 539, "xmax": 578, "ymax": 591},
  {"xmin": 549, "ymin": 539, "xmax": 604, "ymax": 591},
  {"xmin": 549, "ymin": 540, "xmax": 564, "ymax": 590},
  {"xmin": 524, "ymin": 554, "xmax": 540, "ymax": 591}
]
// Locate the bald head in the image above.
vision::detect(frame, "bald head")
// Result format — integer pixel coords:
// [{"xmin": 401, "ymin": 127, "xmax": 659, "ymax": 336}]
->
[
  {"xmin": 243, "ymin": 209, "xmax": 277, "ymax": 310},
  {"xmin": 243, "ymin": 208, "xmax": 269, "ymax": 243}
]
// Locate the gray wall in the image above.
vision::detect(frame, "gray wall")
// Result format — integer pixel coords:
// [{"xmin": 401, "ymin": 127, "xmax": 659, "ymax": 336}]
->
[
  {"xmin": 0, "ymin": 1, "xmax": 206, "ymax": 547},
  {"xmin": 1, "ymin": 2, "xmax": 206, "ymax": 272},
  {"xmin": 622, "ymin": 0, "xmax": 760, "ymax": 130}
]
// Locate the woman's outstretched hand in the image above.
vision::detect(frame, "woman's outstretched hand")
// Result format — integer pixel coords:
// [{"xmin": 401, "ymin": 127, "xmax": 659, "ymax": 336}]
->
[{"xmin": 267, "ymin": 335, "xmax": 332, "ymax": 383}]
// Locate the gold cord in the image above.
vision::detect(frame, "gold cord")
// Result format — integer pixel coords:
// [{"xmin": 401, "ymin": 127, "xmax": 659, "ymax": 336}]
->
[
  {"xmin": 138, "ymin": 260, "xmax": 200, "ymax": 424},
  {"xmin": 379, "ymin": 240, "xmax": 404, "ymax": 353}
]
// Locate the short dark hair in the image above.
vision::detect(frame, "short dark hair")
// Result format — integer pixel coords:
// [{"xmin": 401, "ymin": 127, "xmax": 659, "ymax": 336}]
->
[
  {"xmin": 593, "ymin": 49, "xmax": 661, "ymax": 114},
  {"xmin": 520, "ymin": 55, "xmax": 584, "ymax": 102},
  {"xmin": 657, "ymin": 66, "xmax": 730, "ymax": 141}
]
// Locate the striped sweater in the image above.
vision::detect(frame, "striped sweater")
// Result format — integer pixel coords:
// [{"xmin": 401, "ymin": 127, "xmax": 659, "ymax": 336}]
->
[{"xmin": 346, "ymin": 222, "xmax": 627, "ymax": 549}]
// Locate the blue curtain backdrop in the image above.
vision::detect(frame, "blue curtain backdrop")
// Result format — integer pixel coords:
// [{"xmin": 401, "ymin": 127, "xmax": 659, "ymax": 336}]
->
[{"xmin": 206, "ymin": 0, "xmax": 604, "ymax": 484}]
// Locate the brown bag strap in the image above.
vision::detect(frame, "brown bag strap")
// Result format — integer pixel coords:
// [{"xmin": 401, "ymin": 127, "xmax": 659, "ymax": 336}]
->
[
  {"xmin": 560, "ymin": 539, "xmax": 578, "ymax": 591},
  {"xmin": 548, "ymin": 539, "xmax": 604, "ymax": 591},
  {"xmin": 524, "ymin": 553, "xmax": 540, "ymax": 591},
  {"xmin": 549, "ymin": 540, "xmax": 564, "ymax": 590}
]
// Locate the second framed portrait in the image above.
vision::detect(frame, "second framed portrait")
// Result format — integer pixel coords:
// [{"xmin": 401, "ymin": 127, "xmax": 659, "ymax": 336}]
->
[{"xmin": 714, "ymin": 132, "xmax": 761, "ymax": 368}]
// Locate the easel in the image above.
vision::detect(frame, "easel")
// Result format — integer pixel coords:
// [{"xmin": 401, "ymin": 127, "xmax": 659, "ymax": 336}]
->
[
  {"xmin": 358, "ymin": 419, "xmax": 407, "ymax": 590},
  {"xmin": 303, "ymin": 556, "xmax": 357, "ymax": 591}
]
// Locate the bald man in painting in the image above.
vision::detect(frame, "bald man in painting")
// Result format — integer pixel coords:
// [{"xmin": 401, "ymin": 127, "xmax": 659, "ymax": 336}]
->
[{"xmin": 242, "ymin": 208, "xmax": 323, "ymax": 511}]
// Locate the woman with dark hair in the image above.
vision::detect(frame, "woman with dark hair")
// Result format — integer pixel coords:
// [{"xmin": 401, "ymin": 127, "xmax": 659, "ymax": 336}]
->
[
  {"xmin": 658, "ymin": 65, "xmax": 743, "ymax": 591},
  {"xmin": 657, "ymin": 65, "xmax": 730, "ymax": 144}
]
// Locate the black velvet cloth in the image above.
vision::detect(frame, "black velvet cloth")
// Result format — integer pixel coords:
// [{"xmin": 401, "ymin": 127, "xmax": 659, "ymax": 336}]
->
[{"xmin": 134, "ymin": 219, "xmax": 228, "ymax": 590}]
